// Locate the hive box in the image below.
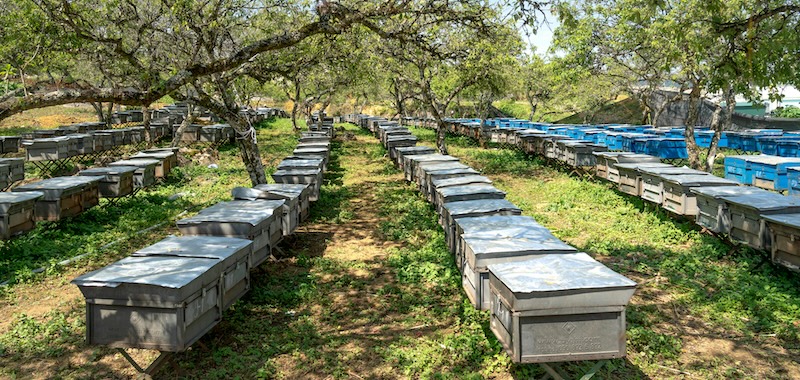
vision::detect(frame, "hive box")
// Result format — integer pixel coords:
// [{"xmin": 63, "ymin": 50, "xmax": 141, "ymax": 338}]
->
[
  {"xmin": 177, "ymin": 200, "xmax": 284, "ymax": 268},
  {"xmin": 452, "ymin": 215, "xmax": 547, "ymax": 267},
  {"xmin": 231, "ymin": 187, "xmax": 301, "ymax": 236},
  {"xmin": 72, "ymin": 255, "xmax": 224, "ymax": 351},
  {"xmin": 109, "ymin": 159, "xmax": 159, "ymax": 188},
  {"xmin": 23, "ymin": 137, "xmax": 72, "ymax": 161},
  {"xmin": 0, "ymin": 192, "xmax": 43, "ymax": 239},
  {"xmin": 130, "ymin": 151, "xmax": 176, "ymax": 178},
  {"xmin": 762, "ymin": 214, "xmax": 800, "ymax": 272},
  {"xmin": 659, "ymin": 174, "xmax": 739, "ymax": 216},
  {"xmin": 613, "ymin": 163, "xmax": 673, "ymax": 197},
  {"xmin": 278, "ymin": 157, "xmax": 325, "ymax": 172},
  {"xmin": 489, "ymin": 253, "xmax": 636, "ymax": 363},
  {"xmin": 690, "ymin": 186, "xmax": 769, "ymax": 234},
  {"xmin": 463, "ymin": 235, "xmax": 577, "ymax": 310},
  {"xmin": 13, "ymin": 176, "xmax": 103, "ymax": 221},
  {"xmin": 132, "ymin": 236, "xmax": 252, "ymax": 310},
  {"xmin": 441, "ymin": 199, "xmax": 522, "ymax": 250},
  {"xmin": 0, "ymin": 158, "xmax": 24, "ymax": 183},
  {"xmin": 599, "ymin": 154, "xmax": 662, "ymax": 183},
  {"xmin": 748, "ymin": 155, "xmax": 800, "ymax": 191},
  {"xmin": 722, "ymin": 192, "xmax": 800, "ymax": 250},
  {"xmin": 435, "ymin": 184, "xmax": 506, "ymax": 212},
  {"xmin": 292, "ymin": 147, "xmax": 329, "ymax": 166},
  {"xmin": 637, "ymin": 166, "xmax": 704, "ymax": 204},
  {"xmin": 419, "ymin": 163, "xmax": 477, "ymax": 199},
  {"xmin": 253, "ymin": 183, "xmax": 312, "ymax": 222},
  {"xmin": 78, "ymin": 166, "xmax": 137, "ymax": 198},
  {"xmin": 386, "ymin": 136, "xmax": 418, "ymax": 159},
  {"xmin": 394, "ymin": 146, "xmax": 436, "ymax": 168},
  {"xmin": 271, "ymin": 168, "xmax": 323, "ymax": 202},
  {"xmin": 403, "ymin": 154, "xmax": 459, "ymax": 182},
  {"xmin": 0, "ymin": 136, "xmax": 21, "ymax": 154}
]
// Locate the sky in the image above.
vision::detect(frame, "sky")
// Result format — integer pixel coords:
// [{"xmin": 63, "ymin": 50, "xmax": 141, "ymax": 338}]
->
[{"xmin": 520, "ymin": 10, "xmax": 560, "ymax": 56}]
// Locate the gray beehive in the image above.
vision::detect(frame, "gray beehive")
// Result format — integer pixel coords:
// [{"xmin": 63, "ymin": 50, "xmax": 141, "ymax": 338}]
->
[
  {"xmin": 637, "ymin": 166, "xmax": 705, "ymax": 204},
  {"xmin": 415, "ymin": 160, "xmax": 468, "ymax": 188},
  {"xmin": 441, "ymin": 199, "xmax": 522, "ymax": 248},
  {"xmin": 488, "ymin": 253, "xmax": 636, "ymax": 363},
  {"xmin": 13, "ymin": 176, "xmax": 103, "ymax": 221},
  {"xmin": 72, "ymin": 255, "xmax": 224, "ymax": 351},
  {"xmin": 292, "ymin": 147, "xmax": 329, "ymax": 166},
  {"xmin": 424, "ymin": 168, "xmax": 482, "ymax": 201},
  {"xmin": 278, "ymin": 157, "xmax": 325, "ymax": 172},
  {"xmin": 613, "ymin": 163, "xmax": 673, "ymax": 197},
  {"xmin": 78, "ymin": 166, "xmax": 137, "ymax": 198},
  {"xmin": 253, "ymin": 183, "xmax": 312, "ymax": 222},
  {"xmin": 132, "ymin": 236, "xmax": 252, "ymax": 310},
  {"xmin": 23, "ymin": 137, "xmax": 72, "ymax": 161},
  {"xmin": 394, "ymin": 146, "xmax": 436, "ymax": 168},
  {"xmin": 271, "ymin": 168, "xmax": 323, "ymax": 202},
  {"xmin": 762, "ymin": 214, "xmax": 800, "ymax": 272},
  {"xmin": 690, "ymin": 186, "xmax": 768, "ymax": 234},
  {"xmin": 454, "ymin": 216, "xmax": 552, "ymax": 273},
  {"xmin": 0, "ymin": 136, "xmax": 21, "ymax": 154},
  {"xmin": 177, "ymin": 200, "xmax": 284, "ymax": 268},
  {"xmin": 435, "ymin": 184, "xmax": 506, "ymax": 211},
  {"xmin": 722, "ymin": 192, "xmax": 800, "ymax": 250},
  {"xmin": 232, "ymin": 186, "xmax": 301, "ymax": 234},
  {"xmin": 130, "ymin": 151, "xmax": 177, "ymax": 178},
  {"xmin": 0, "ymin": 191, "xmax": 44, "ymax": 239},
  {"xmin": 659, "ymin": 174, "xmax": 739, "ymax": 216},
  {"xmin": 109, "ymin": 159, "xmax": 159, "ymax": 188},
  {"xmin": 0, "ymin": 158, "xmax": 25, "ymax": 183},
  {"xmin": 463, "ymin": 235, "xmax": 577, "ymax": 310},
  {"xmin": 403, "ymin": 154, "xmax": 459, "ymax": 182}
]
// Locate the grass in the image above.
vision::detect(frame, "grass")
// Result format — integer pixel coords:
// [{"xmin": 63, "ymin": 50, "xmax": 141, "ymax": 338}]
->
[
  {"xmin": 2, "ymin": 114, "xmax": 800, "ymax": 378},
  {"xmin": 409, "ymin": 125, "xmax": 800, "ymax": 378}
]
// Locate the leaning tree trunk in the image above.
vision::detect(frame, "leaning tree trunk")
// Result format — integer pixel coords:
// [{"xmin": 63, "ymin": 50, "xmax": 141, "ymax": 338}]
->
[
  {"xmin": 435, "ymin": 119, "xmax": 448, "ymax": 155},
  {"xmin": 705, "ymin": 86, "xmax": 735, "ymax": 172},
  {"xmin": 684, "ymin": 85, "xmax": 703, "ymax": 170},
  {"xmin": 142, "ymin": 105, "xmax": 152, "ymax": 144},
  {"xmin": 171, "ymin": 105, "xmax": 196, "ymax": 147},
  {"xmin": 231, "ymin": 118, "xmax": 268, "ymax": 185}
]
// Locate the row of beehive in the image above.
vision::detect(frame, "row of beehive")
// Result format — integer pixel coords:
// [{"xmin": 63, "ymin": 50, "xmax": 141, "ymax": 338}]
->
[
  {"xmin": 0, "ymin": 148, "xmax": 178, "ymax": 239},
  {"xmin": 347, "ymin": 114, "xmax": 638, "ymax": 365},
  {"xmin": 71, "ymin": 129, "xmax": 330, "ymax": 354},
  {"xmin": 405, "ymin": 116, "xmax": 800, "ymax": 157},
  {"xmin": 438, "ymin": 118, "xmax": 800, "ymax": 274}
]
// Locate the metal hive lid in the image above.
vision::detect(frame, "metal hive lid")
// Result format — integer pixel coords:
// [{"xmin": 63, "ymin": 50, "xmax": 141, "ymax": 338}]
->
[
  {"xmin": 456, "ymin": 215, "xmax": 541, "ymax": 233},
  {"xmin": 71, "ymin": 255, "xmax": 219, "ymax": 289},
  {"xmin": 659, "ymin": 174, "xmax": 739, "ymax": 187},
  {"xmin": 438, "ymin": 184, "xmax": 505, "ymax": 198},
  {"xmin": 0, "ymin": 191, "xmax": 44, "ymax": 214},
  {"xmin": 488, "ymin": 252, "xmax": 636, "ymax": 293},
  {"xmin": 464, "ymin": 236, "xmax": 576, "ymax": 255},
  {"xmin": 133, "ymin": 236, "xmax": 252, "ymax": 260},
  {"xmin": 407, "ymin": 154, "xmax": 459, "ymax": 163},
  {"xmin": 690, "ymin": 185, "xmax": 769, "ymax": 198},
  {"xmin": 395, "ymin": 146, "xmax": 435, "ymax": 154},
  {"xmin": 110, "ymin": 159, "xmax": 160, "ymax": 167},
  {"xmin": 427, "ymin": 167, "xmax": 480, "ymax": 177},
  {"xmin": 638, "ymin": 166, "xmax": 703, "ymax": 176},
  {"xmin": 272, "ymin": 168, "xmax": 322, "ymax": 176},
  {"xmin": 462, "ymin": 225, "xmax": 555, "ymax": 240},
  {"xmin": 721, "ymin": 192, "xmax": 800, "ymax": 211},
  {"xmin": 762, "ymin": 213, "xmax": 800, "ymax": 228},
  {"xmin": 200, "ymin": 199, "xmax": 285, "ymax": 215},
  {"xmin": 14, "ymin": 175, "xmax": 104, "ymax": 191},
  {"xmin": 444, "ymin": 199, "xmax": 521, "ymax": 216},
  {"xmin": 613, "ymin": 162, "xmax": 672, "ymax": 170},
  {"xmin": 432, "ymin": 175, "xmax": 492, "ymax": 188},
  {"xmin": 252, "ymin": 183, "xmax": 309, "ymax": 195},
  {"xmin": 79, "ymin": 166, "xmax": 138, "ymax": 176},
  {"xmin": 418, "ymin": 161, "xmax": 469, "ymax": 171}
]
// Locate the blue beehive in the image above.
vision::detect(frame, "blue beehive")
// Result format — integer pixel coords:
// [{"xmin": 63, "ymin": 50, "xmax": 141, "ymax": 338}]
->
[
  {"xmin": 645, "ymin": 138, "xmax": 688, "ymax": 159},
  {"xmin": 788, "ymin": 167, "xmax": 800, "ymax": 196},
  {"xmin": 724, "ymin": 155, "xmax": 756, "ymax": 184},
  {"xmin": 749, "ymin": 155, "xmax": 800, "ymax": 191},
  {"xmin": 777, "ymin": 140, "xmax": 800, "ymax": 157}
]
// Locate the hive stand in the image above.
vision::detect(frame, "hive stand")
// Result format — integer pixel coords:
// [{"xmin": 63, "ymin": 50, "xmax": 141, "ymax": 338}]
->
[
  {"xmin": 29, "ymin": 157, "xmax": 77, "ymax": 179},
  {"xmin": 536, "ymin": 360, "xmax": 608, "ymax": 380},
  {"xmin": 116, "ymin": 349, "xmax": 173, "ymax": 378}
]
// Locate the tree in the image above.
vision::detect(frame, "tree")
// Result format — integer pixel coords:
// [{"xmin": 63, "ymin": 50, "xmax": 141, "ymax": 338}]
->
[{"xmin": 552, "ymin": 0, "xmax": 800, "ymax": 171}]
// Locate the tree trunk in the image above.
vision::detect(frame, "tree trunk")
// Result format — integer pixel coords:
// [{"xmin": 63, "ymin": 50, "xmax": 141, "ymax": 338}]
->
[
  {"xmin": 290, "ymin": 82, "xmax": 300, "ymax": 131},
  {"xmin": 232, "ymin": 119, "xmax": 268, "ymax": 185},
  {"xmin": 705, "ymin": 86, "xmax": 735, "ymax": 172},
  {"xmin": 436, "ymin": 119, "xmax": 448, "ymax": 155},
  {"xmin": 105, "ymin": 102, "xmax": 114, "ymax": 127},
  {"xmin": 684, "ymin": 85, "xmax": 702, "ymax": 170},
  {"xmin": 142, "ymin": 105, "xmax": 152, "ymax": 145},
  {"xmin": 91, "ymin": 102, "xmax": 105, "ymax": 122},
  {"xmin": 171, "ymin": 105, "xmax": 196, "ymax": 147}
]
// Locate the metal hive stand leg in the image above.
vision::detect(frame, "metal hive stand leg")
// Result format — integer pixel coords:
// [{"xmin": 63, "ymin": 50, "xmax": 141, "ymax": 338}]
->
[
  {"xmin": 117, "ymin": 348, "xmax": 173, "ymax": 377},
  {"xmin": 536, "ymin": 360, "xmax": 607, "ymax": 380}
]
